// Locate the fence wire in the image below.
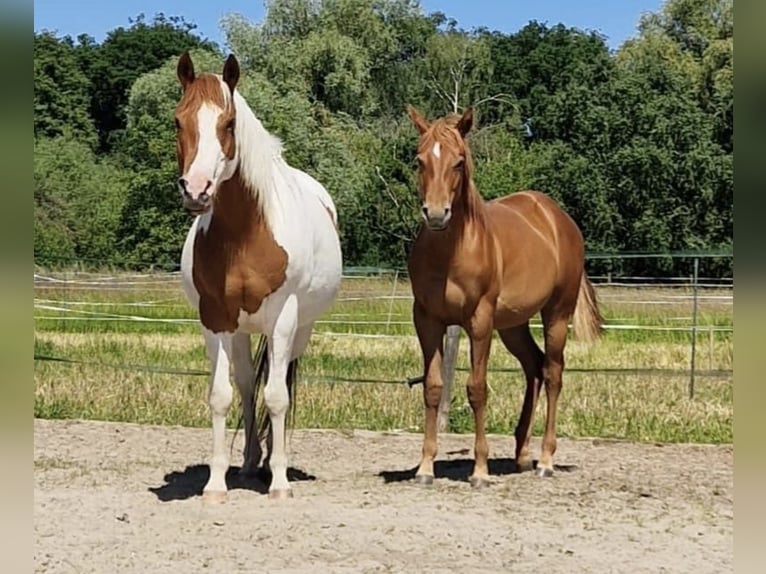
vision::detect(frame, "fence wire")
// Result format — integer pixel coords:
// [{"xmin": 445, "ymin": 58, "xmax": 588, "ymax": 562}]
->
[{"xmin": 34, "ymin": 252, "xmax": 734, "ymax": 395}]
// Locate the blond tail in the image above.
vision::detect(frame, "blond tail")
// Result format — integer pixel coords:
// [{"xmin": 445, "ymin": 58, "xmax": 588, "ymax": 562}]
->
[{"xmin": 572, "ymin": 271, "xmax": 604, "ymax": 344}]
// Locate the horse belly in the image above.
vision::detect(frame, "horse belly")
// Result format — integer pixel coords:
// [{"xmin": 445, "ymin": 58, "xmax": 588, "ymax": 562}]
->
[
  {"xmin": 264, "ymin": 198, "xmax": 342, "ymax": 330},
  {"xmin": 493, "ymin": 295, "xmax": 548, "ymax": 329},
  {"xmin": 297, "ymin": 218, "xmax": 342, "ymax": 326},
  {"xmin": 493, "ymin": 267, "xmax": 556, "ymax": 328}
]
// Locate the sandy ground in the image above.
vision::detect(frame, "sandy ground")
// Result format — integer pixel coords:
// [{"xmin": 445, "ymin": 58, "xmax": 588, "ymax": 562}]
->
[{"xmin": 34, "ymin": 419, "xmax": 732, "ymax": 573}]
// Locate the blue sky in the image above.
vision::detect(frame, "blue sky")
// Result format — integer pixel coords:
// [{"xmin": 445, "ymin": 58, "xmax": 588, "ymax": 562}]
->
[{"xmin": 34, "ymin": 0, "xmax": 664, "ymax": 51}]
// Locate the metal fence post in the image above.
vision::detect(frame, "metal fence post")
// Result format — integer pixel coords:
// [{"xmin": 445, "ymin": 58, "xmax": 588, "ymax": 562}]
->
[
  {"xmin": 385, "ymin": 269, "xmax": 399, "ymax": 334},
  {"xmin": 689, "ymin": 257, "xmax": 699, "ymax": 399},
  {"xmin": 437, "ymin": 325, "xmax": 461, "ymax": 432}
]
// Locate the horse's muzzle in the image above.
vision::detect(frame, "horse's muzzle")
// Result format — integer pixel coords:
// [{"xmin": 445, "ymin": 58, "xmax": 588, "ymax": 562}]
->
[{"xmin": 422, "ymin": 205, "xmax": 452, "ymax": 230}]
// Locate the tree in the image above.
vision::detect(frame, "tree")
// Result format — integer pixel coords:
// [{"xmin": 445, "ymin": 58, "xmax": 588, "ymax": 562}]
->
[
  {"xmin": 34, "ymin": 32, "xmax": 97, "ymax": 146},
  {"xmin": 422, "ymin": 30, "xmax": 493, "ymax": 114},
  {"xmin": 32, "ymin": 0, "xmax": 734, "ymax": 276},
  {"xmin": 638, "ymin": 0, "xmax": 733, "ymax": 151},
  {"xmin": 34, "ymin": 136, "xmax": 129, "ymax": 264},
  {"xmin": 76, "ymin": 13, "xmax": 219, "ymax": 152}
]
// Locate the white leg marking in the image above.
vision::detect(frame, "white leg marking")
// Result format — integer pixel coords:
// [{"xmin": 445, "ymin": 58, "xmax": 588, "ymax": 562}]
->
[
  {"xmin": 203, "ymin": 329, "xmax": 234, "ymax": 497},
  {"xmin": 265, "ymin": 295, "xmax": 299, "ymax": 495}
]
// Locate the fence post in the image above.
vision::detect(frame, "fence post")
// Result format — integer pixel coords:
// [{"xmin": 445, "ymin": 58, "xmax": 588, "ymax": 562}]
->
[
  {"xmin": 385, "ymin": 269, "xmax": 399, "ymax": 334},
  {"xmin": 689, "ymin": 257, "xmax": 699, "ymax": 399},
  {"xmin": 437, "ymin": 325, "xmax": 461, "ymax": 432}
]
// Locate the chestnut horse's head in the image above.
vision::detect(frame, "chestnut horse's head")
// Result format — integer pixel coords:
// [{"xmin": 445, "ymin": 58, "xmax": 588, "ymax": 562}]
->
[
  {"xmin": 174, "ymin": 52, "xmax": 241, "ymax": 215},
  {"xmin": 406, "ymin": 105, "xmax": 474, "ymax": 231}
]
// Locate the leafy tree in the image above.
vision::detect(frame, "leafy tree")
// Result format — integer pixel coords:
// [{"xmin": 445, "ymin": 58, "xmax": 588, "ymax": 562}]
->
[
  {"xmin": 422, "ymin": 30, "xmax": 493, "ymax": 114},
  {"xmin": 76, "ymin": 13, "xmax": 219, "ymax": 152},
  {"xmin": 32, "ymin": 0, "xmax": 733, "ymax": 277},
  {"xmin": 34, "ymin": 32, "xmax": 97, "ymax": 146},
  {"xmin": 34, "ymin": 136, "xmax": 129, "ymax": 264},
  {"xmin": 638, "ymin": 0, "xmax": 733, "ymax": 151}
]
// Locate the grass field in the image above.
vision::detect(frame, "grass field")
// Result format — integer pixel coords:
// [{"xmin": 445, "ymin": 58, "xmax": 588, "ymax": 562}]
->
[{"xmin": 34, "ymin": 271, "xmax": 733, "ymax": 444}]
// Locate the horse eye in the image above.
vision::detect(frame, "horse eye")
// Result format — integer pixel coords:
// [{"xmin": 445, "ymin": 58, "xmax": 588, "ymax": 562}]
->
[
  {"xmin": 226, "ymin": 119, "xmax": 236, "ymax": 133},
  {"xmin": 453, "ymin": 158, "xmax": 464, "ymax": 170}
]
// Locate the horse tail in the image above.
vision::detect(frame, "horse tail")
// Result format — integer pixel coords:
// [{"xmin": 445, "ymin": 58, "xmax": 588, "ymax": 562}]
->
[
  {"xmin": 572, "ymin": 270, "xmax": 604, "ymax": 344},
  {"xmin": 251, "ymin": 335, "xmax": 299, "ymax": 446}
]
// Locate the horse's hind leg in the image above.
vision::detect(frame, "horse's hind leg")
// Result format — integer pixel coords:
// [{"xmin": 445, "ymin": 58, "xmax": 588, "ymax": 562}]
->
[
  {"xmin": 262, "ymin": 324, "xmax": 311, "ymax": 474},
  {"xmin": 263, "ymin": 295, "xmax": 298, "ymax": 499},
  {"xmin": 231, "ymin": 332, "xmax": 262, "ymax": 476},
  {"xmin": 537, "ymin": 312, "xmax": 570, "ymax": 477},
  {"xmin": 498, "ymin": 323, "xmax": 544, "ymax": 473}
]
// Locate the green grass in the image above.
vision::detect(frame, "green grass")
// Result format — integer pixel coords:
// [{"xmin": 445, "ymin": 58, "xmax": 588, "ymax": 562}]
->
[{"xmin": 33, "ymin": 273, "xmax": 733, "ymax": 444}]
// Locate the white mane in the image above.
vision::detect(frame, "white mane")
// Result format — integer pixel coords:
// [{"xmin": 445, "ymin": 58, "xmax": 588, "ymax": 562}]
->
[{"xmin": 217, "ymin": 76, "xmax": 285, "ymax": 226}]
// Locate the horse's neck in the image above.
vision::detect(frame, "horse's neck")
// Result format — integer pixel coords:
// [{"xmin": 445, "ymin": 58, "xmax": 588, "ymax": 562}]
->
[
  {"xmin": 210, "ymin": 171, "xmax": 266, "ymax": 235},
  {"xmin": 451, "ymin": 179, "xmax": 487, "ymax": 238}
]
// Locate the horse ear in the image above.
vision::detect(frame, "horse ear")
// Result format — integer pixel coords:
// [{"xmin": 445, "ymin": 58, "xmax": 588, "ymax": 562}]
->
[
  {"xmin": 406, "ymin": 104, "xmax": 429, "ymax": 135},
  {"xmin": 223, "ymin": 54, "xmax": 240, "ymax": 94},
  {"xmin": 177, "ymin": 51, "xmax": 195, "ymax": 90},
  {"xmin": 456, "ymin": 107, "xmax": 474, "ymax": 137}
]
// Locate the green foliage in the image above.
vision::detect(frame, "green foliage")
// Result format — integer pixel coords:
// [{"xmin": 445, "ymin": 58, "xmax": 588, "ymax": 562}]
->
[
  {"xmin": 34, "ymin": 136, "xmax": 129, "ymax": 264},
  {"xmin": 34, "ymin": 32, "xmax": 97, "ymax": 146},
  {"xmin": 33, "ymin": 0, "xmax": 734, "ymax": 276},
  {"xmin": 74, "ymin": 13, "xmax": 220, "ymax": 151}
]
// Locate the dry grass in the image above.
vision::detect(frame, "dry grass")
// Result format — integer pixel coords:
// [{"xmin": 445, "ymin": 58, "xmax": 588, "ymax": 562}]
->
[{"xmin": 34, "ymin": 274, "xmax": 733, "ymax": 444}]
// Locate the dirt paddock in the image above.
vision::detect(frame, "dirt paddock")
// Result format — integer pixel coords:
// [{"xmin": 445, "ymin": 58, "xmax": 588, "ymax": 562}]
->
[{"xmin": 34, "ymin": 419, "xmax": 732, "ymax": 573}]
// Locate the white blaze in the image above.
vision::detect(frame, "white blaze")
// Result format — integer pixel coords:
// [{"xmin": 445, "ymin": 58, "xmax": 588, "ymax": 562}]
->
[
  {"xmin": 431, "ymin": 142, "xmax": 441, "ymax": 159},
  {"xmin": 182, "ymin": 100, "xmax": 237, "ymax": 199}
]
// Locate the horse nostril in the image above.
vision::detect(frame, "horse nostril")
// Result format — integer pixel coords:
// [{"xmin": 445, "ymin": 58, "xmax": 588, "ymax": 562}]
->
[
  {"xmin": 422, "ymin": 206, "xmax": 429, "ymax": 217},
  {"xmin": 203, "ymin": 180, "xmax": 213, "ymax": 193},
  {"xmin": 444, "ymin": 207, "xmax": 451, "ymax": 215},
  {"xmin": 178, "ymin": 178, "xmax": 189, "ymax": 194}
]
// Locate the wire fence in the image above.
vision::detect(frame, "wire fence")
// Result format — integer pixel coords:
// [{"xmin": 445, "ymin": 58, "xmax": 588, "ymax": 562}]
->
[{"xmin": 34, "ymin": 252, "xmax": 733, "ymax": 399}]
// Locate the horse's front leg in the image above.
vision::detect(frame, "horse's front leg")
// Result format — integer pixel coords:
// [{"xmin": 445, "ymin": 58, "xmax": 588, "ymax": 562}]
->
[
  {"xmin": 201, "ymin": 328, "xmax": 234, "ymax": 503},
  {"xmin": 465, "ymin": 298, "xmax": 494, "ymax": 488},
  {"xmin": 413, "ymin": 301, "xmax": 446, "ymax": 485},
  {"xmin": 264, "ymin": 295, "xmax": 298, "ymax": 499}
]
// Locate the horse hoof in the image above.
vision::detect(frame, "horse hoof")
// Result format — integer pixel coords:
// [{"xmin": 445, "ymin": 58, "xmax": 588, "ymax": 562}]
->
[
  {"xmin": 268, "ymin": 488, "xmax": 293, "ymax": 500},
  {"xmin": 536, "ymin": 467, "xmax": 554, "ymax": 478},
  {"xmin": 414, "ymin": 474, "xmax": 434, "ymax": 486},
  {"xmin": 202, "ymin": 490, "xmax": 227, "ymax": 504},
  {"xmin": 469, "ymin": 476, "xmax": 490, "ymax": 489},
  {"xmin": 515, "ymin": 459, "xmax": 534, "ymax": 473}
]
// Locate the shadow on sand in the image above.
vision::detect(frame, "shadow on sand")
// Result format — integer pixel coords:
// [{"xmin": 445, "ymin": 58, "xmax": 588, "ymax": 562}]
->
[
  {"xmin": 377, "ymin": 456, "xmax": 577, "ymax": 484},
  {"xmin": 148, "ymin": 465, "xmax": 316, "ymax": 501}
]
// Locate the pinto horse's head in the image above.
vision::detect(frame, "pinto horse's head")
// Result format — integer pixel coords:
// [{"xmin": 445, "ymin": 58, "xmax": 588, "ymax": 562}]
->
[
  {"xmin": 406, "ymin": 105, "xmax": 474, "ymax": 231},
  {"xmin": 174, "ymin": 52, "xmax": 240, "ymax": 215}
]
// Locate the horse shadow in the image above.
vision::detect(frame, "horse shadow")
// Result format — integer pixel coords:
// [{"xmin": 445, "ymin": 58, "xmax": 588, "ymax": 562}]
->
[
  {"xmin": 377, "ymin": 455, "xmax": 577, "ymax": 484},
  {"xmin": 148, "ymin": 465, "xmax": 316, "ymax": 501}
]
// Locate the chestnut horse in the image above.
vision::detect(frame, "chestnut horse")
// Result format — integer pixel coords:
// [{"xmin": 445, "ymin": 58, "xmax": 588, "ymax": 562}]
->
[
  {"xmin": 405, "ymin": 105, "xmax": 602, "ymax": 486},
  {"xmin": 174, "ymin": 52, "xmax": 342, "ymax": 500}
]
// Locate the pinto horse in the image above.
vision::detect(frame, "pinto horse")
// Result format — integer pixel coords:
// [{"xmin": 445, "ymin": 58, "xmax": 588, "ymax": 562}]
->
[
  {"xmin": 174, "ymin": 52, "xmax": 342, "ymax": 500},
  {"xmin": 405, "ymin": 105, "xmax": 603, "ymax": 486}
]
